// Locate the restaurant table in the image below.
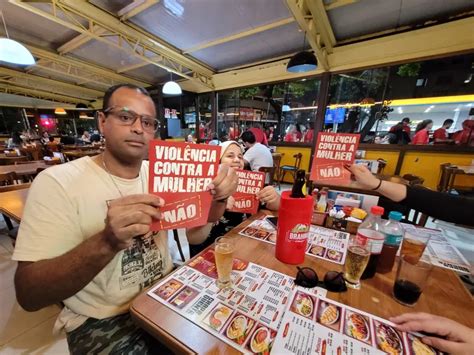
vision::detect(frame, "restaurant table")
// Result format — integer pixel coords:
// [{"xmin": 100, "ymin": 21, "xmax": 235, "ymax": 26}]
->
[
  {"xmin": 0, "ymin": 187, "xmax": 29, "ymax": 224},
  {"xmin": 448, "ymin": 165, "xmax": 474, "ymax": 191},
  {"xmin": 130, "ymin": 212, "xmax": 473, "ymax": 354},
  {"xmin": 0, "ymin": 154, "xmax": 29, "ymax": 165},
  {"xmin": 63, "ymin": 149, "xmax": 101, "ymax": 160},
  {"xmin": 0, "ymin": 161, "xmax": 49, "ymax": 175},
  {"xmin": 312, "ymin": 175, "xmax": 409, "ymax": 196}
]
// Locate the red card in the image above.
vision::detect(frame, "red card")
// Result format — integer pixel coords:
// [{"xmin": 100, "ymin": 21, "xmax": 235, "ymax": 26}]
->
[
  {"xmin": 228, "ymin": 169, "xmax": 265, "ymax": 214},
  {"xmin": 148, "ymin": 140, "xmax": 221, "ymax": 230},
  {"xmin": 310, "ymin": 133, "xmax": 360, "ymax": 184}
]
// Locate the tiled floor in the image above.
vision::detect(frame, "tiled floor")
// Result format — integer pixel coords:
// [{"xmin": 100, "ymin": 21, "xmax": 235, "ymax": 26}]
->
[{"xmin": 0, "ymin": 221, "xmax": 68, "ymax": 355}]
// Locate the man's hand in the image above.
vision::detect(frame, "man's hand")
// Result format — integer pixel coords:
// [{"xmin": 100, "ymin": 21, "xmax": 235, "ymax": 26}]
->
[
  {"xmin": 390, "ymin": 313, "xmax": 474, "ymax": 355},
  {"xmin": 104, "ymin": 194, "xmax": 164, "ymax": 252},
  {"xmin": 256, "ymin": 186, "xmax": 280, "ymax": 210},
  {"xmin": 345, "ymin": 164, "xmax": 379, "ymax": 189},
  {"xmin": 207, "ymin": 164, "xmax": 238, "ymax": 201}
]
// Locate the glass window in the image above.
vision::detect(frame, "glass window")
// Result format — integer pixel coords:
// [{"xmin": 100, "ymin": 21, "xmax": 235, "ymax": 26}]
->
[
  {"xmin": 163, "ymin": 92, "xmax": 197, "ymax": 139},
  {"xmin": 197, "ymin": 93, "xmax": 214, "ymax": 141}
]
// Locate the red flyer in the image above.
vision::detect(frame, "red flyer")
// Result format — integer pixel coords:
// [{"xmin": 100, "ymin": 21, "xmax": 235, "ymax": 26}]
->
[
  {"xmin": 148, "ymin": 140, "xmax": 221, "ymax": 230},
  {"xmin": 228, "ymin": 169, "xmax": 265, "ymax": 214},
  {"xmin": 310, "ymin": 133, "xmax": 360, "ymax": 184}
]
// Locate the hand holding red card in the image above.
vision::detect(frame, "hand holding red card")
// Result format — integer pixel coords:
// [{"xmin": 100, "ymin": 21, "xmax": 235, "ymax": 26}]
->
[
  {"xmin": 228, "ymin": 169, "xmax": 265, "ymax": 214},
  {"xmin": 310, "ymin": 133, "xmax": 360, "ymax": 184},
  {"xmin": 148, "ymin": 141, "xmax": 221, "ymax": 230}
]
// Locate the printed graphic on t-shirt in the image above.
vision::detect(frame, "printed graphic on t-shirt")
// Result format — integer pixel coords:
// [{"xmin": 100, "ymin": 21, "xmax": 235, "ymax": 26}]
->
[{"xmin": 119, "ymin": 232, "xmax": 165, "ymax": 290}]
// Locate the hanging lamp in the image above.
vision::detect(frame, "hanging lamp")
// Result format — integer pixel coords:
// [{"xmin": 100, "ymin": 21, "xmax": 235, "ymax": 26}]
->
[
  {"xmin": 162, "ymin": 71, "xmax": 182, "ymax": 95},
  {"xmin": 286, "ymin": 32, "xmax": 317, "ymax": 73},
  {"xmin": 55, "ymin": 108, "xmax": 67, "ymax": 115},
  {"xmin": 0, "ymin": 11, "xmax": 35, "ymax": 66}
]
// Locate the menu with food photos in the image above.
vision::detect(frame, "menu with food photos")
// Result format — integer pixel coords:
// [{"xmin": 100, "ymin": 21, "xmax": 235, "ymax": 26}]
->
[
  {"xmin": 147, "ymin": 250, "xmax": 327, "ymax": 354},
  {"xmin": 272, "ymin": 289, "xmax": 443, "ymax": 355},
  {"xmin": 239, "ymin": 218, "xmax": 350, "ymax": 265},
  {"xmin": 148, "ymin": 141, "xmax": 221, "ymax": 231}
]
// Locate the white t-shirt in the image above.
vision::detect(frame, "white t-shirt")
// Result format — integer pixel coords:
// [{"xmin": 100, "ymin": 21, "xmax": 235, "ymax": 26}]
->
[
  {"xmin": 243, "ymin": 143, "xmax": 273, "ymax": 172},
  {"xmin": 12, "ymin": 156, "xmax": 172, "ymax": 332}
]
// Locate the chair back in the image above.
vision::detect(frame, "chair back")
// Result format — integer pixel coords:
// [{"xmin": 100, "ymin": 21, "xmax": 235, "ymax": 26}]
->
[
  {"xmin": 437, "ymin": 163, "xmax": 452, "ymax": 192},
  {"xmin": 402, "ymin": 174, "xmax": 424, "ymax": 186},
  {"xmin": 376, "ymin": 159, "xmax": 387, "ymax": 175},
  {"xmin": 259, "ymin": 166, "xmax": 275, "ymax": 186},
  {"xmin": 0, "ymin": 172, "xmax": 17, "ymax": 186},
  {"xmin": 293, "ymin": 153, "xmax": 303, "ymax": 170}
]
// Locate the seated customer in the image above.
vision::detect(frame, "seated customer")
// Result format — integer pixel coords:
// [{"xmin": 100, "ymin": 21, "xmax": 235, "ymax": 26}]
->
[
  {"xmin": 346, "ymin": 164, "xmax": 473, "ymax": 226},
  {"xmin": 242, "ymin": 130, "xmax": 273, "ymax": 172},
  {"xmin": 188, "ymin": 141, "xmax": 280, "ymax": 256},
  {"xmin": 12, "ymin": 84, "xmax": 237, "ymax": 354}
]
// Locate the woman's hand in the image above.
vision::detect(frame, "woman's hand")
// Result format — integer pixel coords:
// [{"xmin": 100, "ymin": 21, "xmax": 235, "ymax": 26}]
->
[
  {"xmin": 345, "ymin": 164, "xmax": 379, "ymax": 189},
  {"xmin": 390, "ymin": 313, "xmax": 474, "ymax": 355},
  {"xmin": 256, "ymin": 186, "xmax": 280, "ymax": 211},
  {"xmin": 226, "ymin": 196, "xmax": 235, "ymax": 210}
]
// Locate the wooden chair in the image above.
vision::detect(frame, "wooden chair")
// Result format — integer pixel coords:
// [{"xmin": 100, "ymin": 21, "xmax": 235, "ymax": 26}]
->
[
  {"xmin": 402, "ymin": 174, "xmax": 425, "ymax": 186},
  {"xmin": 271, "ymin": 153, "xmax": 283, "ymax": 190},
  {"xmin": 0, "ymin": 172, "xmax": 17, "ymax": 186},
  {"xmin": 376, "ymin": 159, "xmax": 387, "ymax": 175},
  {"xmin": 259, "ymin": 166, "xmax": 275, "ymax": 186},
  {"xmin": 279, "ymin": 153, "xmax": 302, "ymax": 184},
  {"xmin": 437, "ymin": 163, "xmax": 452, "ymax": 192}
]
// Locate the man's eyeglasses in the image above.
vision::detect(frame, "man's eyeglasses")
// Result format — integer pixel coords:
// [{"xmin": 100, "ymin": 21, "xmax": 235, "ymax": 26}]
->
[
  {"xmin": 295, "ymin": 266, "xmax": 347, "ymax": 293},
  {"xmin": 103, "ymin": 106, "xmax": 159, "ymax": 133}
]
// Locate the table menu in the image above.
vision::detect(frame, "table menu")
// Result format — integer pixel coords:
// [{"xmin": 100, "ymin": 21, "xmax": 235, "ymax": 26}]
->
[
  {"xmin": 239, "ymin": 218, "xmax": 350, "ymax": 265},
  {"xmin": 147, "ymin": 250, "xmax": 327, "ymax": 354},
  {"xmin": 402, "ymin": 224, "xmax": 471, "ymax": 274},
  {"xmin": 272, "ymin": 289, "xmax": 442, "ymax": 355}
]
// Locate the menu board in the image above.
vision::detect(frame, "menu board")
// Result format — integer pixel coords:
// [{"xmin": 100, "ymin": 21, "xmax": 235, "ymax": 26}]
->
[
  {"xmin": 147, "ymin": 250, "xmax": 327, "ymax": 354},
  {"xmin": 402, "ymin": 224, "xmax": 471, "ymax": 274},
  {"xmin": 272, "ymin": 289, "xmax": 443, "ymax": 355},
  {"xmin": 239, "ymin": 218, "xmax": 350, "ymax": 265}
]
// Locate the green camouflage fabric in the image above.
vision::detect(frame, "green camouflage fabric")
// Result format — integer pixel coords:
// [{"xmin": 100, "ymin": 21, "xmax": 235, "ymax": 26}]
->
[{"xmin": 66, "ymin": 312, "xmax": 173, "ymax": 354}]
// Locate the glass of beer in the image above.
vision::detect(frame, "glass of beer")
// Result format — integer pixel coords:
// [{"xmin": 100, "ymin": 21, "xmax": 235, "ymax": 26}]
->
[
  {"xmin": 215, "ymin": 236, "xmax": 235, "ymax": 289},
  {"xmin": 343, "ymin": 237, "xmax": 370, "ymax": 289},
  {"xmin": 393, "ymin": 255, "xmax": 432, "ymax": 306},
  {"xmin": 400, "ymin": 230, "xmax": 431, "ymax": 262}
]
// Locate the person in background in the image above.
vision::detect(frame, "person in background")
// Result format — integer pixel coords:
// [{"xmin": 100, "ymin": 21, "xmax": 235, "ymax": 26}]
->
[
  {"xmin": 412, "ymin": 119, "xmax": 433, "ymax": 145},
  {"xmin": 188, "ymin": 141, "xmax": 280, "ymax": 256},
  {"xmin": 46, "ymin": 136, "xmax": 59, "ymax": 153},
  {"xmin": 186, "ymin": 134, "xmax": 195, "ymax": 144},
  {"xmin": 390, "ymin": 313, "xmax": 474, "ymax": 355},
  {"xmin": 433, "ymin": 118, "xmax": 454, "ymax": 143},
  {"xmin": 12, "ymin": 84, "xmax": 237, "ymax": 354},
  {"xmin": 304, "ymin": 122, "xmax": 314, "ymax": 143},
  {"xmin": 284, "ymin": 124, "xmax": 299, "ymax": 142},
  {"xmin": 346, "ymin": 164, "xmax": 473, "ymax": 226},
  {"xmin": 228, "ymin": 123, "xmax": 239, "ymax": 140},
  {"xmin": 241, "ymin": 131, "xmax": 273, "ymax": 172},
  {"xmin": 388, "ymin": 117, "xmax": 411, "ymax": 144},
  {"xmin": 81, "ymin": 130, "xmax": 91, "ymax": 144},
  {"xmin": 90, "ymin": 129, "xmax": 101, "ymax": 143},
  {"xmin": 7, "ymin": 131, "xmax": 22, "ymax": 149},
  {"xmin": 249, "ymin": 126, "xmax": 268, "ymax": 146},
  {"xmin": 208, "ymin": 135, "xmax": 221, "ymax": 145},
  {"xmin": 40, "ymin": 131, "xmax": 50, "ymax": 145},
  {"xmin": 453, "ymin": 119, "xmax": 474, "ymax": 146}
]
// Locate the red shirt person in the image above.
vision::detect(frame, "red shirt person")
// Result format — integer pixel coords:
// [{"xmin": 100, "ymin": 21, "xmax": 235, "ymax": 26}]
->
[
  {"xmin": 412, "ymin": 119, "xmax": 433, "ymax": 145},
  {"xmin": 433, "ymin": 119, "xmax": 453, "ymax": 143}
]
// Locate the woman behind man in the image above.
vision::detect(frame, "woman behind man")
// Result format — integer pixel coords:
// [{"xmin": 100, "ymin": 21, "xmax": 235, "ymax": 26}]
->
[
  {"xmin": 412, "ymin": 119, "xmax": 433, "ymax": 145},
  {"xmin": 188, "ymin": 141, "xmax": 280, "ymax": 256}
]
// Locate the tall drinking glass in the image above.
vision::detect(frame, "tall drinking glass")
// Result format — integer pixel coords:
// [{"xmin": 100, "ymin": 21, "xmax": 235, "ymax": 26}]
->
[
  {"xmin": 215, "ymin": 236, "xmax": 235, "ymax": 289},
  {"xmin": 344, "ymin": 236, "xmax": 370, "ymax": 289},
  {"xmin": 393, "ymin": 255, "xmax": 433, "ymax": 306},
  {"xmin": 400, "ymin": 229, "xmax": 431, "ymax": 262}
]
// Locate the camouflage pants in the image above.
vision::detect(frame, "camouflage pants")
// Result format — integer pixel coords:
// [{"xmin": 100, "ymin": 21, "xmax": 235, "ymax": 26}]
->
[{"xmin": 66, "ymin": 312, "xmax": 173, "ymax": 355}]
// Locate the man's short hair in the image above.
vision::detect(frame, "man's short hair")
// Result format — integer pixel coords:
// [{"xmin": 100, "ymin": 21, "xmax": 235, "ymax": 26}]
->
[
  {"xmin": 401, "ymin": 117, "xmax": 411, "ymax": 124},
  {"xmin": 241, "ymin": 131, "xmax": 256, "ymax": 144},
  {"xmin": 102, "ymin": 84, "xmax": 151, "ymax": 111},
  {"xmin": 443, "ymin": 118, "xmax": 454, "ymax": 126}
]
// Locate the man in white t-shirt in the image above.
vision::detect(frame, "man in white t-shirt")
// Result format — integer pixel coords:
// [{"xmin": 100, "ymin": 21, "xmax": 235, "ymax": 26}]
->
[
  {"xmin": 242, "ymin": 130, "xmax": 273, "ymax": 172},
  {"xmin": 12, "ymin": 84, "xmax": 237, "ymax": 354}
]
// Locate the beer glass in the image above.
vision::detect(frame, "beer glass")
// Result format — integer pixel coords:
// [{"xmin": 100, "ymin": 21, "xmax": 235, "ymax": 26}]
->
[
  {"xmin": 215, "ymin": 236, "xmax": 235, "ymax": 289},
  {"xmin": 343, "ymin": 236, "xmax": 370, "ymax": 289},
  {"xmin": 400, "ymin": 229, "xmax": 431, "ymax": 262},
  {"xmin": 393, "ymin": 255, "xmax": 432, "ymax": 306}
]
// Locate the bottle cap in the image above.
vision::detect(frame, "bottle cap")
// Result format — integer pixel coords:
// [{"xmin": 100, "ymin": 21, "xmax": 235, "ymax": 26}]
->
[
  {"xmin": 370, "ymin": 206, "xmax": 384, "ymax": 215},
  {"xmin": 388, "ymin": 211, "xmax": 403, "ymax": 221}
]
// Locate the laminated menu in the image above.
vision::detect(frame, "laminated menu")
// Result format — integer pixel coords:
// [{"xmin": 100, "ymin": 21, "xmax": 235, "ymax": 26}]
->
[
  {"xmin": 148, "ymin": 141, "xmax": 220, "ymax": 230},
  {"xmin": 147, "ymin": 250, "xmax": 327, "ymax": 354},
  {"xmin": 239, "ymin": 218, "xmax": 350, "ymax": 265},
  {"xmin": 402, "ymin": 224, "xmax": 471, "ymax": 274},
  {"xmin": 272, "ymin": 289, "xmax": 443, "ymax": 354},
  {"xmin": 228, "ymin": 169, "xmax": 266, "ymax": 214}
]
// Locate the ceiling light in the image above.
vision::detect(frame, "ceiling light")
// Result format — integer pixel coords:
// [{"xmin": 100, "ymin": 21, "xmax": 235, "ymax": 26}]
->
[
  {"xmin": 282, "ymin": 104, "xmax": 291, "ymax": 112},
  {"xmin": 162, "ymin": 80, "xmax": 182, "ymax": 95},
  {"xmin": 54, "ymin": 108, "xmax": 67, "ymax": 115},
  {"xmin": 287, "ymin": 51, "xmax": 317, "ymax": 73},
  {"xmin": 0, "ymin": 11, "xmax": 35, "ymax": 66}
]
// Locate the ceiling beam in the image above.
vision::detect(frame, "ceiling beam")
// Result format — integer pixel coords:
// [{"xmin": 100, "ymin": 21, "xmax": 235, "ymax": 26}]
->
[
  {"xmin": 183, "ymin": 17, "xmax": 296, "ymax": 54},
  {"xmin": 324, "ymin": 0, "xmax": 358, "ymax": 11},
  {"xmin": 116, "ymin": 56, "xmax": 161, "ymax": 73},
  {"xmin": 305, "ymin": 0, "xmax": 336, "ymax": 53},
  {"xmin": 57, "ymin": 26, "xmax": 107, "ymax": 54},
  {"xmin": 286, "ymin": 0, "xmax": 329, "ymax": 70},
  {"xmin": 9, "ymin": 0, "xmax": 214, "ymax": 88},
  {"xmin": 117, "ymin": 0, "xmax": 159, "ymax": 21},
  {"xmin": 28, "ymin": 45, "xmax": 151, "ymax": 87},
  {"xmin": 0, "ymin": 67, "xmax": 102, "ymax": 100},
  {"xmin": 0, "ymin": 83, "xmax": 89, "ymax": 105}
]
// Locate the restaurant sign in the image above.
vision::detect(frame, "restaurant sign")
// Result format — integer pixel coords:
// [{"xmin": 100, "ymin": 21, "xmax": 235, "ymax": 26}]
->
[{"xmin": 148, "ymin": 140, "xmax": 220, "ymax": 230}]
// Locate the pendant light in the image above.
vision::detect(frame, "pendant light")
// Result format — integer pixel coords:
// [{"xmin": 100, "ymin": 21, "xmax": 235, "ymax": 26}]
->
[
  {"xmin": 0, "ymin": 11, "xmax": 35, "ymax": 66},
  {"xmin": 286, "ymin": 32, "xmax": 317, "ymax": 73},
  {"xmin": 162, "ymin": 72, "xmax": 182, "ymax": 95},
  {"xmin": 55, "ymin": 108, "xmax": 67, "ymax": 115}
]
